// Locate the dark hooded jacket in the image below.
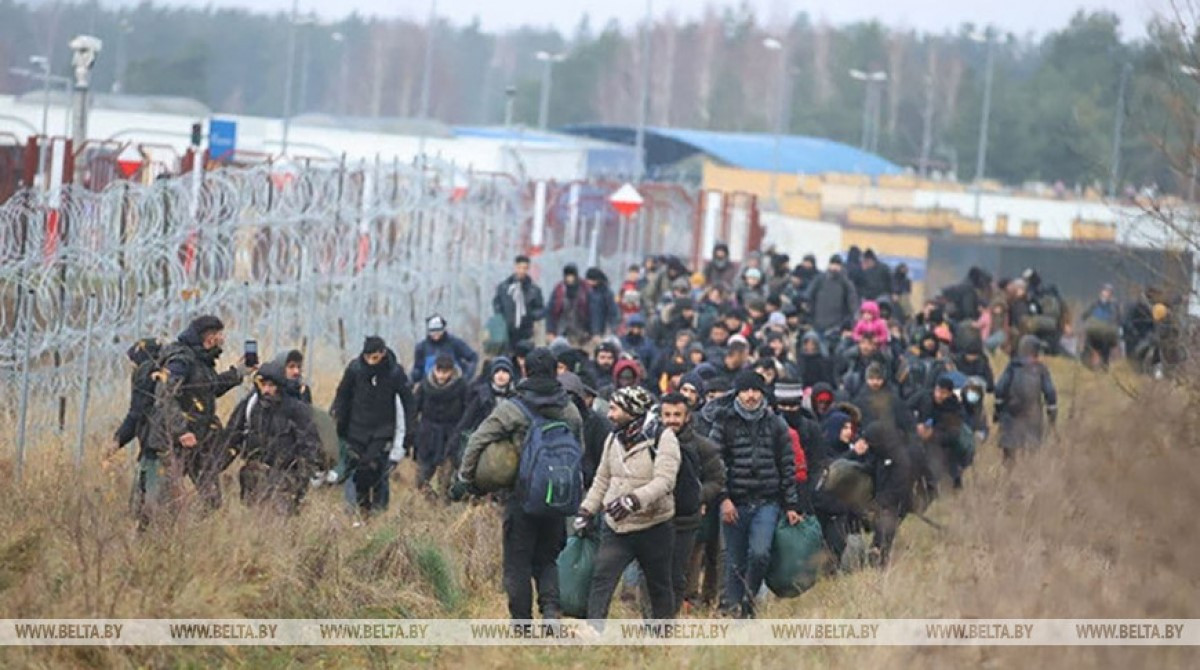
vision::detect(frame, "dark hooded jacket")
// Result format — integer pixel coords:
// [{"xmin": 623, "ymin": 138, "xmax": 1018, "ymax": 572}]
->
[
  {"xmin": 153, "ymin": 326, "xmax": 244, "ymax": 454},
  {"xmin": 414, "ymin": 368, "xmax": 468, "ymax": 427},
  {"xmin": 225, "ymin": 370, "xmax": 322, "ymax": 477},
  {"xmin": 672, "ymin": 422, "xmax": 726, "ymax": 531},
  {"xmin": 852, "ymin": 384, "xmax": 916, "ymax": 441},
  {"xmin": 548, "ymin": 278, "xmax": 591, "ymax": 337},
  {"xmin": 861, "ymin": 422, "xmax": 913, "ymax": 513},
  {"xmin": 412, "ymin": 333, "xmax": 479, "ymax": 382},
  {"xmin": 910, "ymin": 390, "xmax": 967, "ymax": 453},
  {"xmin": 807, "ymin": 269, "xmax": 860, "ymax": 332},
  {"xmin": 269, "ymin": 352, "xmax": 313, "ymax": 405},
  {"xmin": 856, "ymin": 258, "xmax": 893, "ymax": 301},
  {"xmin": 115, "ymin": 338, "xmax": 163, "ymax": 452},
  {"xmin": 586, "ymin": 272, "xmax": 620, "ymax": 336},
  {"xmin": 994, "ymin": 336, "xmax": 1058, "ymax": 450},
  {"xmin": 793, "ymin": 331, "xmax": 836, "ymax": 389},
  {"xmin": 954, "ymin": 351, "xmax": 995, "ymax": 393},
  {"xmin": 703, "ymin": 246, "xmax": 739, "ymax": 287},
  {"xmin": 457, "ymin": 361, "xmax": 516, "ymax": 436}
]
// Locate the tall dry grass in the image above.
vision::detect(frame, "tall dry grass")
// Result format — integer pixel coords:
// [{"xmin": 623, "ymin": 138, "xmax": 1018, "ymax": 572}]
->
[{"xmin": 0, "ymin": 358, "xmax": 1197, "ymax": 668}]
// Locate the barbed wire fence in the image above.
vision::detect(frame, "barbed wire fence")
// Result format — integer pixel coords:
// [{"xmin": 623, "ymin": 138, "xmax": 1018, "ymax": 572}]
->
[{"xmin": 0, "ymin": 159, "xmax": 697, "ymax": 478}]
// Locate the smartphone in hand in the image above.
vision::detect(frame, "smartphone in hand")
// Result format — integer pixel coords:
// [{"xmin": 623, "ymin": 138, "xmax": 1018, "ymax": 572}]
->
[{"xmin": 244, "ymin": 339, "xmax": 259, "ymax": 368}]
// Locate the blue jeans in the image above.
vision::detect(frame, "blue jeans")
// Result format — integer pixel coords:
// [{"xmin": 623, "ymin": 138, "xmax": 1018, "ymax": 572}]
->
[{"xmin": 721, "ymin": 501, "xmax": 779, "ymax": 615}]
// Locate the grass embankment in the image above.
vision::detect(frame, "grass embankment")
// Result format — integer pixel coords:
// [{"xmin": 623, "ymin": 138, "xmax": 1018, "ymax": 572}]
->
[{"xmin": 0, "ymin": 358, "xmax": 1197, "ymax": 668}]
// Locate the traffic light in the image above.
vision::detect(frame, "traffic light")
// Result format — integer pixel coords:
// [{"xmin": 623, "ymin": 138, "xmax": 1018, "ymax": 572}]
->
[{"xmin": 190, "ymin": 122, "xmax": 203, "ymax": 147}]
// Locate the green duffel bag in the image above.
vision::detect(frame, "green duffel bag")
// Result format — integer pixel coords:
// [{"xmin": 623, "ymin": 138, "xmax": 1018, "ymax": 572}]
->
[
  {"xmin": 476, "ymin": 438, "xmax": 520, "ymax": 492},
  {"xmin": 556, "ymin": 532, "xmax": 601, "ymax": 618},
  {"xmin": 765, "ymin": 516, "xmax": 824, "ymax": 598},
  {"xmin": 1084, "ymin": 319, "xmax": 1119, "ymax": 351},
  {"xmin": 312, "ymin": 411, "xmax": 339, "ymax": 468},
  {"xmin": 1024, "ymin": 315, "xmax": 1059, "ymax": 339},
  {"xmin": 817, "ymin": 458, "xmax": 875, "ymax": 512}
]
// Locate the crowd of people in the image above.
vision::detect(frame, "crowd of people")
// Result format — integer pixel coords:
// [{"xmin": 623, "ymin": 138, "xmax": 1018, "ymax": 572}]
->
[{"xmin": 108, "ymin": 242, "xmax": 1187, "ymax": 623}]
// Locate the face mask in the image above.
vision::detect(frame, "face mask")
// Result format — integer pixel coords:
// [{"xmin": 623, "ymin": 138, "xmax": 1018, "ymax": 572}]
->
[{"xmin": 965, "ymin": 390, "xmax": 981, "ymax": 404}]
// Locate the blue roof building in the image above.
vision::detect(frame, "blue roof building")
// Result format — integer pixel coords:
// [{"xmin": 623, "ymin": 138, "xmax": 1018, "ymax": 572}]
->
[{"xmin": 562, "ymin": 125, "xmax": 901, "ymax": 177}]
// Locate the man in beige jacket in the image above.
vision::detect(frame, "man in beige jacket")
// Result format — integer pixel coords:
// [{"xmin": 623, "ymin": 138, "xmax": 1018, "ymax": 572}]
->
[{"xmin": 577, "ymin": 386, "xmax": 681, "ymax": 620}]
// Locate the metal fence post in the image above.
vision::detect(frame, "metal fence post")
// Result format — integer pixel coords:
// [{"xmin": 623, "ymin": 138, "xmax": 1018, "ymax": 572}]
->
[
  {"xmin": 74, "ymin": 294, "xmax": 95, "ymax": 467},
  {"xmin": 15, "ymin": 288, "xmax": 34, "ymax": 483}
]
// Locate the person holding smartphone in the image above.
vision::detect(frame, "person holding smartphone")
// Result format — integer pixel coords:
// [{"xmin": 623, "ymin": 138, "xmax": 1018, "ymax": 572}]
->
[{"xmin": 152, "ymin": 315, "xmax": 251, "ymax": 512}]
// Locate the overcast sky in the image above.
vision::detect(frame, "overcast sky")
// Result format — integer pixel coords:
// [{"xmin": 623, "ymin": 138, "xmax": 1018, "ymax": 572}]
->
[{"xmin": 136, "ymin": 0, "xmax": 1168, "ymax": 37}]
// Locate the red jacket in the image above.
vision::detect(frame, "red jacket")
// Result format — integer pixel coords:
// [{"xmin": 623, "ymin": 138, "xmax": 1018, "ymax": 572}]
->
[{"xmin": 788, "ymin": 427, "xmax": 808, "ymax": 484}]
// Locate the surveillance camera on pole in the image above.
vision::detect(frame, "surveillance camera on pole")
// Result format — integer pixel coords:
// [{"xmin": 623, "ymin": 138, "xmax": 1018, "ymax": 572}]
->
[{"xmin": 69, "ymin": 34, "xmax": 103, "ymax": 183}]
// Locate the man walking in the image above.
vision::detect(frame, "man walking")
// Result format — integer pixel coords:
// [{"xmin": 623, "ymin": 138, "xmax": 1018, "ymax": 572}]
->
[{"xmin": 331, "ymin": 337, "xmax": 413, "ymax": 516}]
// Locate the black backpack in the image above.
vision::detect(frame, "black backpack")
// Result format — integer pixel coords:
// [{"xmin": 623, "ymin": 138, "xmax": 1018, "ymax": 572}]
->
[{"xmin": 651, "ymin": 429, "xmax": 703, "ymax": 518}]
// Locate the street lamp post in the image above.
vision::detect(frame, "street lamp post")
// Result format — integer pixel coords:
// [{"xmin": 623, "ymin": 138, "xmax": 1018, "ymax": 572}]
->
[
  {"xmin": 416, "ymin": 0, "xmax": 437, "ymax": 160},
  {"xmin": 849, "ymin": 69, "xmax": 887, "ymax": 153},
  {"xmin": 763, "ymin": 37, "xmax": 785, "ymax": 210},
  {"xmin": 112, "ymin": 18, "xmax": 132, "ymax": 94},
  {"xmin": 31, "ymin": 56, "xmax": 52, "ymax": 185},
  {"xmin": 918, "ymin": 44, "xmax": 938, "ymax": 178},
  {"xmin": 970, "ymin": 30, "xmax": 995, "ymax": 220},
  {"xmin": 331, "ymin": 31, "xmax": 346, "ymax": 116},
  {"xmin": 1108, "ymin": 62, "xmax": 1132, "ymax": 199},
  {"xmin": 297, "ymin": 14, "xmax": 317, "ymax": 118},
  {"xmin": 535, "ymin": 50, "xmax": 566, "ymax": 130},
  {"xmin": 280, "ymin": 0, "xmax": 299, "ymax": 157},
  {"xmin": 1181, "ymin": 65, "xmax": 1200, "ymax": 202},
  {"xmin": 633, "ymin": 0, "xmax": 652, "ymax": 182}
]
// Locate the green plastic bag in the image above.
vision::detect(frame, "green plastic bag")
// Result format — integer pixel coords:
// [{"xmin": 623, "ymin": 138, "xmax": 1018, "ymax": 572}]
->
[
  {"xmin": 485, "ymin": 314, "xmax": 509, "ymax": 355},
  {"xmin": 953, "ymin": 423, "xmax": 976, "ymax": 465},
  {"xmin": 556, "ymin": 533, "xmax": 600, "ymax": 618},
  {"xmin": 765, "ymin": 516, "xmax": 824, "ymax": 598}
]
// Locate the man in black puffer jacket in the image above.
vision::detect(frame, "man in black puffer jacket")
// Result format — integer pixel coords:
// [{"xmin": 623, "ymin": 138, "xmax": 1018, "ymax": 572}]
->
[
  {"xmin": 710, "ymin": 369, "xmax": 806, "ymax": 618},
  {"xmin": 331, "ymin": 336, "xmax": 414, "ymax": 516},
  {"xmin": 152, "ymin": 316, "xmax": 246, "ymax": 512}
]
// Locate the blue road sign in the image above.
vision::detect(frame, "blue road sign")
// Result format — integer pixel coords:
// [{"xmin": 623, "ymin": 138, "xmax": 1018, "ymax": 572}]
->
[{"xmin": 209, "ymin": 118, "xmax": 237, "ymax": 162}]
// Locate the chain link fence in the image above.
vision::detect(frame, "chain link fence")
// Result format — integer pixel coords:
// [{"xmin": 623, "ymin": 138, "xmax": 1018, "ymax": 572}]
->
[{"xmin": 0, "ymin": 160, "xmax": 696, "ymax": 473}]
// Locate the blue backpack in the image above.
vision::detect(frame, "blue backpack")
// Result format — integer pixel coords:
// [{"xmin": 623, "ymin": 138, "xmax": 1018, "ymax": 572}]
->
[{"xmin": 513, "ymin": 399, "xmax": 584, "ymax": 517}]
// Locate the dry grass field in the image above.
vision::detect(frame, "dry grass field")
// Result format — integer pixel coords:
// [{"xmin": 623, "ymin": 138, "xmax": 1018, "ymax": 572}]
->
[{"xmin": 0, "ymin": 357, "xmax": 1197, "ymax": 668}]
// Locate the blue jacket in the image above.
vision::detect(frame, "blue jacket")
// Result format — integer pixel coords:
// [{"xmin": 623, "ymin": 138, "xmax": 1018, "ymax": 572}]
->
[
  {"xmin": 412, "ymin": 333, "xmax": 479, "ymax": 382},
  {"xmin": 587, "ymin": 284, "xmax": 619, "ymax": 337}
]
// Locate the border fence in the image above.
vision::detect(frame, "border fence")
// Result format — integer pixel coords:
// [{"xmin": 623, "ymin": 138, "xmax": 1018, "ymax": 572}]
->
[{"xmin": 0, "ymin": 159, "xmax": 702, "ymax": 475}]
